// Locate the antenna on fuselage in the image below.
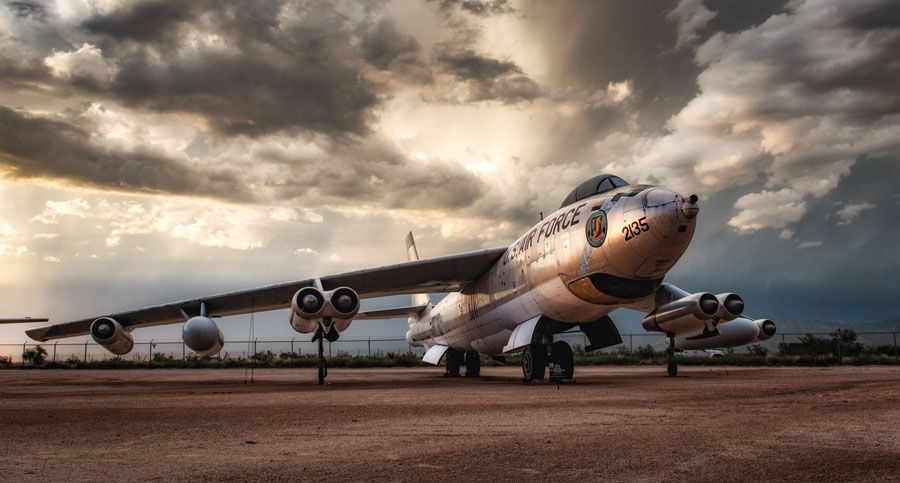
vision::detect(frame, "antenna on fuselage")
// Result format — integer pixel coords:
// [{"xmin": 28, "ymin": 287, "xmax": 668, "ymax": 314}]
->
[{"xmin": 539, "ymin": 211, "xmax": 543, "ymax": 221}]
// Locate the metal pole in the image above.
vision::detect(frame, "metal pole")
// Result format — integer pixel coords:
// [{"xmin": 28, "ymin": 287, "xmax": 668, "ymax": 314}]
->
[
  {"xmin": 291, "ymin": 337, "xmax": 295, "ymax": 355},
  {"xmin": 84, "ymin": 341, "xmax": 88, "ymax": 362},
  {"xmin": 781, "ymin": 334, "xmax": 786, "ymax": 356},
  {"xmin": 368, "ymin": 337, "xmax": 371, "ymax": 357},
  {"xmin": 629, "ymin": 334, "xmax": 633, "ymax": 354},
  {"xmin": 53, "ymin": 342, "xmax": 58, "ymax": 363},
  {"xmin": 21, "ymin": 342, "xmax": 26, "ymax": 366},
  {"xmin": 149, "ymin": 340, "xmax": 153, "ymax": 368}
]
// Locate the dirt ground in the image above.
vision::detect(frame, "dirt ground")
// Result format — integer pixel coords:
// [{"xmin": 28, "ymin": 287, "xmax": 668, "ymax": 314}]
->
[{"xmin": 0, "ymin": 366, "xmax": 898, "ymax": 482}]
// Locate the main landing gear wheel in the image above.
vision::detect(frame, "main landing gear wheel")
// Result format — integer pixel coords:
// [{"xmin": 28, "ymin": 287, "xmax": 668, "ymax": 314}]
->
[
  {"xmin": 444, "ymin": 348, "xmax": 463, "ymax": 377},
  {"xmin": 522, "ymin": 343, "xmax": 546, "ymax": 382},
  {"xmin": 550, "ymin": 341, "xmax": 575, "ymax": 380},
  {"xmin": 464, "ymin": 351, "xmax": 481, "ymax": 378},
  {"xmin": 666, "ymin": 335, "xmax": 677, "ymax": 377}
]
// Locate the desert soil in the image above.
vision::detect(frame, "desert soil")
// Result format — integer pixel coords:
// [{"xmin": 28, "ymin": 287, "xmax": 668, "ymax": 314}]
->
[{"xmin": 0, "ymin": 366, "xmax": 898, "ymax": 482}]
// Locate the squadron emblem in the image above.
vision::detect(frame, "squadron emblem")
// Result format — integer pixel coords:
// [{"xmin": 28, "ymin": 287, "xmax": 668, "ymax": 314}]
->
[{"xmin": 586, "ymin": 210, "xmax": 607, "ymax": 247}]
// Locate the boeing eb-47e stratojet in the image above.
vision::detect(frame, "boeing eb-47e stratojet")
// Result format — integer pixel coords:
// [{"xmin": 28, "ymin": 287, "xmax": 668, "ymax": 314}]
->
[{"xmin": 25, "ymin": 174, "xmax": 776, "ymax": 383}]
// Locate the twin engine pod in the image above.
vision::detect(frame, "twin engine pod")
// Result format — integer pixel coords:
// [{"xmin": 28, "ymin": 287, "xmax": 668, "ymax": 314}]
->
[
  {"xmin": 90, "ymin": 317, "xmax": 134, "ymax": 355},
  {"xmin": 289, "ymin": 286, "xmax": 360, "ymax": 333},
  {"xmin": 642, "ymin": 292, "xmax": 746, "ymax": 333}
]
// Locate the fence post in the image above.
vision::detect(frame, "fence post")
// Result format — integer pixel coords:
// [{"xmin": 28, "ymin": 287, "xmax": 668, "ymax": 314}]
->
[
  {"xmin": 53, "ymin": 342, "xmax": 58, "ymax": 363},
  {"xmin": 629, "ymin": 334, "xmax": 633, "ymax": 354},
  {"xmin": 781, "ymin": 334, "xmax": 786, "ymax": 356},
  {"xmin": 291, "ymin": 337, "xmax": 295, "ymax": 355},
  {"xmin": 84, "ymin": 341, "xmax": 88, "ymax": 362},
  {"xmin": 368, "ymin": 337, "xmax": 371, "ymax": 357},
  {"xmin": 21, "ymin": 342, "xmax": 26, "ymax": 367},
  {"xmin": 149, "ymin": 339, "xmax": 154, "ymax": 368},
  {"xmin": 253, "ymin": 338, "xmax": 258, "ymax": 356}
]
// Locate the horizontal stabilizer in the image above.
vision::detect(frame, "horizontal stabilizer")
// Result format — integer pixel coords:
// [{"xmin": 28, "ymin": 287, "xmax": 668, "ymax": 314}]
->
[{"xmin": 0, "ymin": 317, "xmax": 48, "ymax": 324}]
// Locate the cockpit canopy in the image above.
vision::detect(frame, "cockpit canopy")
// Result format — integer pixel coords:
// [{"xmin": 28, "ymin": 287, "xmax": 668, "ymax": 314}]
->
[{"xmin": 559, "ymin": 174, "xmax": 629, "ymax": 209}]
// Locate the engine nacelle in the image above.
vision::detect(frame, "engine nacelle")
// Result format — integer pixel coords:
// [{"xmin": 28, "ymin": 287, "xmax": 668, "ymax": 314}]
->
[
  {"xmin": 676, "ymin": 317, "xmax": 776, "ymax": 350},
  {"xmin": 642, "ymin": 292, "xmax": 719, "ymax": 333},
  {"xmin": 90, "ymin": 317, "xmax": 134, "ymax": 355},
  {"xmin": 715, "ymin": 293, "xmax": 744, "ymax": 321},
  {"xmin": 289, "ymin": 286, "xmax": 360, "ymax": 333},
  {"xmin": 754, "ymin": 319, "xmax": 777, "ymax": 341},
  {"xmin": 182, "ymin": 316, "xmax": 224, "ymax": 356}
]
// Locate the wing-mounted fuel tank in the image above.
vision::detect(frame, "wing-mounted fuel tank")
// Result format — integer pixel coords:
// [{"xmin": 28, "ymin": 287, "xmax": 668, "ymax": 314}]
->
[
  {"xmin": 676, "ymin": 317, "xmax": 777, "ymax": 350},
  {"xmin": 182, "ymin": 315, "xmax": 225, "ymax": 356},
  {"xmin": 289, "ymin": 284, "xmax": 360, "ymax": 334},
  {"xmin": 90, "ymin": 317, "xmax": 134, "ymax": 355}
]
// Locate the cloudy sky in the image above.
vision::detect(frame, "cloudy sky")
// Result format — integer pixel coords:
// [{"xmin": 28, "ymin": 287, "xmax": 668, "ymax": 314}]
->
[{"xmin": 1, "ymin": 0, "xmax": 899, "ymax": 344}]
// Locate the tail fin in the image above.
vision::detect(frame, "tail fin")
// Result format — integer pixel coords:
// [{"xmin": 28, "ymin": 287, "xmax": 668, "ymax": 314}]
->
[{"xmin": 406, "ymin": 232, "xmax": 430, "ymax": 307}]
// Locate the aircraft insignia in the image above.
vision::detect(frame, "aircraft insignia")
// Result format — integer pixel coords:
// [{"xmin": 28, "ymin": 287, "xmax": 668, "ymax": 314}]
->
[{"xmin": 586, "ymin": 210, "xmax": 607, "ymax": 247}]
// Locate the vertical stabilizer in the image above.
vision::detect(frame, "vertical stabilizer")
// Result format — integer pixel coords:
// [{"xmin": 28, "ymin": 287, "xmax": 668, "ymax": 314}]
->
[{"xmin": 406, "ymin": 232, "xmax": 430, "ymax": 307}]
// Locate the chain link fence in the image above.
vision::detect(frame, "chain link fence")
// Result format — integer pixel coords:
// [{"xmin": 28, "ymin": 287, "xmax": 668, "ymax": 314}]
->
[{"xmin": 3, "ymin": 330, "xmax": 897, "ymax": 365}]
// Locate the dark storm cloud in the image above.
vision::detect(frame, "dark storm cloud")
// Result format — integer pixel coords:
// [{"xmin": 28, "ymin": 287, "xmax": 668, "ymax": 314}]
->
[
  {"xmin": 0, "ymin": 107, "xmax": 251, "ymax": 201},
  {"xmin": 69, "ymin": 0, "xmax": 381, "ymax": 137},
  {"xmin": 359, "ymin": 17, "xmax": 433, "ymax": 82},
  {"xmin": 6, "ymin": 0, "xmax": 46, "ymax": 19},
  {"xmin": 80, "ymin": 0, "xmax": 202, "ymax": 45},
  {"xmin": 434, "ymin": 48, "xmax": 541, "ymax": 103},
  {"xmin": 256, "ymin": 138, "xmax": 487, "ymax": 210},
  {"xmin": 430, "ymin": 0, "xmax": 515, "ymax": 17}
]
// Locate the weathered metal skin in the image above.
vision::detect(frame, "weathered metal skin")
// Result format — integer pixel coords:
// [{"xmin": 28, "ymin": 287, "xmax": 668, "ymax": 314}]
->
[{"xmin": 407, "ymin": 185, "xmax": 702, "ymax": 355}]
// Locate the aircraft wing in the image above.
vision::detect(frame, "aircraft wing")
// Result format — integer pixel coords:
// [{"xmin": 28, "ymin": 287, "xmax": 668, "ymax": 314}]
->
[
  {"xmin": 0, "ymin": 317, "xmax": 48, "ymax": 324},
  {"xmin": 26, "ymin": 247, "xmax": 506, "ymax": 342}
]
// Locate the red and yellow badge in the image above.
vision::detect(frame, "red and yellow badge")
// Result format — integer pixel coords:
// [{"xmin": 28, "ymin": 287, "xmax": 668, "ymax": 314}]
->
[{"xmin": 585, "ymin": 210, "xmax": 607, "ymax": 247}]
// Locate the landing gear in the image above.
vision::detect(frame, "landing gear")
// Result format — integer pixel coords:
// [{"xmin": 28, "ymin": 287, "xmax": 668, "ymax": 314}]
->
[
  {"xmin": 444, "ymin": 348, "xmax": 464, "ymax": 377},
  {"xmin": 550, "ymin": 341, "xmax": 575, "ymax": 380},
  {"xmin": 667, "ymin": 334, "xmax": 677, "ymax": 377},
  {"xmin": 522, "ymin": 343, "xmax": 546, "ymax": 382},
  {"xmin": 312, "ymin": 327, "xmax": 329, "ymax": 385},
  {"xmin": 464, "ymin": 351, "xmax": 481, "ymax": 378}
]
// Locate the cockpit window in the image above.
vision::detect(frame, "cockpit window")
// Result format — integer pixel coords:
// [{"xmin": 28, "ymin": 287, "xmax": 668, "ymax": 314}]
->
[{"xmin": 559, "ymin": 174, "xmax": 630, "ymax": 209}]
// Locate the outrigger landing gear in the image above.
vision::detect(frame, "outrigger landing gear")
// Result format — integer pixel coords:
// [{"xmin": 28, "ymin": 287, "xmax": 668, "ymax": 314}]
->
[{"xmin": 666, "ymin": 334, "xmax": 677, "ymax": 377}]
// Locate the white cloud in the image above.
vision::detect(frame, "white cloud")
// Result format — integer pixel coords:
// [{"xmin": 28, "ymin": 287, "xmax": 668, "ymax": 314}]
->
[
  {"xmin": 303, "ymin": 211, "xmax": 324, "ymax": 223},
  {"xmin": 0, "ymin": 244, "xmax": 28, "ymax": 257},
  {"xmin": 798, "ymin": 240, "xmax": 823, "ymax": 249},
  {"xmin": 835, "ymin": 202, "xmax": 875, "ymax": 225},
  {"xmin": 779, "ymin": 229, "xmax": 794, "ymax": 240},
  {"xmin": 0, "ymin": 221, "xmax": 15, "ymax": 237},
  {"xmin": 44, "ymin": 43, "xmax": 118, "ymax": 84},
  {"xmin": 42, "ymin": 256, "xmax": 61, "ymax": 263},
  {"xmin": 728, "ymin": 189, "xmax": 806, "ymax": 232},
  {"xmin": 269, "ymin": 207, "xmax": 299, "ymax": 222},
  {"xmin": 31, "ymin": 199, "xmax": 91, "ymax": 224},
  {"xmin": 291, "ymin": 247, "xmax": 319, "ymax": 256},
  {"xmin": 33, "ymin": 233, "xmax": 59, "ymax": 239}
]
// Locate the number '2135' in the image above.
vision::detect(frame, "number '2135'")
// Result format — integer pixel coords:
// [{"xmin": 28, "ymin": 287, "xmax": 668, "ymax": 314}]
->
[{"xmin": 623, "ymin": 217, "xmax": 650, "ymax": 241}]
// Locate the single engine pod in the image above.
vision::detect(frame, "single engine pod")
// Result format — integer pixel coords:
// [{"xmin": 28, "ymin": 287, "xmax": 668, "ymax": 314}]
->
[
  {"xmin": 328, "ymin": 287, "xmax": 360, "ymax": 318},
  {"xmin": 90, "ymin": 317, "xmax": 134, "ymax": 355},
  {"xmin": 755, "ymin": 319, "xmax": 777, "ymax": 341},
  {"xmin": 642, "ymin": 292, "xmax": 719, "ymax": 333},
  {"xmin": 292, "ymin": 287, "xmax": 326, "ymax": 318}
]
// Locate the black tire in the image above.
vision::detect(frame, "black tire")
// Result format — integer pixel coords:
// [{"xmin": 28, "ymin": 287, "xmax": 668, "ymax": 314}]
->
[
  {"xmin": 550, "ymin": 341, "xmax": 575, "ymax": 379},
  {"xmin": 667, "ymin": 359, "xmax": 677, "ymax": 377},
  {"xmin": 522, "ymin": 344, "xmax": 546, "ymax": 382},
  {"xmin": 444, "ymin": 349, "xmax": 462, "ymax": 377},
  {"xmin": 464, "ymin": 351, "xmax": 481, "ymax": 378}
]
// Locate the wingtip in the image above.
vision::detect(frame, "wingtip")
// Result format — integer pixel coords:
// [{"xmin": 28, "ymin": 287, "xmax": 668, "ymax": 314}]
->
[{"xmin": 25, "ymin": 326, "xmax": 51, "ymax": 342}]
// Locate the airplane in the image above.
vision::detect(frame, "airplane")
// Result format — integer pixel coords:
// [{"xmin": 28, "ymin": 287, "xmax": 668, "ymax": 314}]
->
[{"xmin": 24, "ymin": 174, "xmax": 777, "ymax": 383}]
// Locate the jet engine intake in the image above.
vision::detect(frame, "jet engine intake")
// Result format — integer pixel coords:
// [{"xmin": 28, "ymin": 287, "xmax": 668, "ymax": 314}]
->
[
  {"xmin": 182, "ymin": 316, "xmax": 224, "ymax": 356},
  {"xmin": 754, "ymin": 319, "xmax": 777, "ymax": 341},
  {"xmin": 289, "ymin": 286, "xmax": 360, "ymax": 333},
  {"xmin": 90, "ymin": 317, "xmax": 134, "ymax": 355},
  {"xmin": 641, "ymin": 292, "xmax": 719, "ymax": 333},
  {"xmin": 715, "ymin": 293, "xmax": 744, "ymax": 321}
]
